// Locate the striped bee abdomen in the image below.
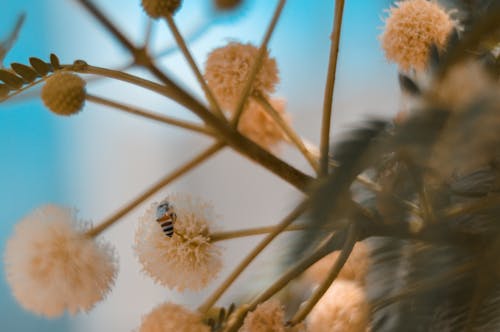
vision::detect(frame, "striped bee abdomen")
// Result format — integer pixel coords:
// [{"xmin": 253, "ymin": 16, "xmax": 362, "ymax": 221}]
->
[{"xmin": 156, "ymin": 201, "xmax": 177, "ymax": 238}]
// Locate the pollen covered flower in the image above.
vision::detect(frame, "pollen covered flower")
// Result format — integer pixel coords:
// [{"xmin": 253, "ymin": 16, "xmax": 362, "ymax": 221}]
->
[
  {"xmin": 238, "ymin": 98, "xmax": 289, "ymax": 150},
  {"xmin": 134, "ymin": 194, "xmax": 222, "ymax": 291},
  {"xmin": 141, "ymin": 0, "xmax": 181, "ymax": 18},
  {"xmin": 380, "ymin": 0, "xmax": 455, "ymax": 71},
  {"xmin": 304, "ymin": 242, "xmax": 370, "ymax": 285},
  {"xmin": 4, "ymin": 205, "xmax": 117, "ymax": 317},
  {"xmin": 139, "ymin": 302, "xmax": 209, "ymax": 332},
  {"xmin": 308, "ymin": 280, "xmax": 370, "ymax": 332},
  {"xmin": 41, "ymin": 72, "xmax": 86, "ymax": 116},
  {"xmin": 204, "ymin": 42, "xmax": 279, "ymax": 111},
  {"xmin": 240, "ymin": 300, "xmax": 286, "ymax": 332}
]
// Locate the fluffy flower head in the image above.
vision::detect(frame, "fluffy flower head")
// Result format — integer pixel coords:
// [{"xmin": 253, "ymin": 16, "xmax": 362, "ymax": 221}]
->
[
  {"xmin": 380, "ymin": 0, "xmax": 455, "ymax": 71},
  {"xmin": 135, "ymin": 194, "xmax": 222, "ymax": 291},
  {"xmin": 4, "ymin": 205, "xmax": 117, "ymax": 317},
  {"xmin": 239, "ymin": 98, "xmax": 289, "ymax": 150},
  {"xmin": 240, "ymin": 300, "xmax": 286, "ymax": 332},
  {"xmin": 139, "ymin": 302, "xmax": 209, "ymax": 332},
  {"xmin": 41, "ymin": 72, "xmax": 86, "ymax": 116},
  {"xmin": 141, "ymin": 0, "xmax": 181, "ymax": 18},
  {"xmin": 204, "ymin": 42, "xmax": 279, "ymax": 111},
  {"xmin": 308, "ymin": 280, "xmax": 369, "ymax": 332}
]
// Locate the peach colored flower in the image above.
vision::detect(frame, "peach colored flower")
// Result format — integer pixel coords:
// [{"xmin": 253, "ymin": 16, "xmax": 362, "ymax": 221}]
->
[
  {"xmin": 240, "ymin": 300, "xmax": 286, "ymax": 332},
  {"xmin": 139, "ymin": 302, "xmax": 209, "ymax": 332},
  {"xmin": 135, "ymin": 194, "xmax": 222, "ymax": 291},
  {"xmin": 380, "ymin": 0, "xmax": 455, "ymax": 71},
  {"xmin": 204, "ymin": 42, "xmax": 279, "ymax": 111},
  {"xmin": 308, "ymin": 280, "xmax": 370, "ymax": 332},
  {"xmin": 4, "ymin": 205, "xmax": 117, "ymax": 317}
]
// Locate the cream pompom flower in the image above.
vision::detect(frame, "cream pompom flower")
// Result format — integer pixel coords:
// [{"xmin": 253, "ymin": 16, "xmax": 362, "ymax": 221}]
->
[
  {"xmin": 238, "ymin": 98, "xmax": 289, "ymax": 150},
  {"xmin": 135, "ymin": 194, "xmax": 222, "ymax": 291},
  {"xmin": 204, "ymin": 42, "xmax": 279, "ymax": 111},
  {"xmin": 240, "ymin": 300, "xmax": 287, "ymax": 332},
  {"xmin": 4, "ymin": 205, "xmax": 117, "ymax": 317},
  {"xmin": 380, "ymin": 0, "xmax": 455, "ymax": 71},
  {"xmin": 139, "ymin": 302, "xmax": 210, "ymax": 332},
  {"xmin": 308, "ymin": 280, "xmax": 370, "ymax": 332}
]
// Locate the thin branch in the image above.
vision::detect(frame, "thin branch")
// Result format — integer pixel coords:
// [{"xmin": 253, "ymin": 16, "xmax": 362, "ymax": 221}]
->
[
  {"xmin": 198, "ymin": 201, "xmax": 307, "ymax": 313},
  {"xmin": 253, "ymin": 93, "xmax": 319, "ymax": 173},
  {"xmin": 289, "ymin": 223, "xmax": 357, "ymax": 325},
  {"xmin": 164, "ymin": 14, "xmax": 226, "ymax": 119},
  {"xmin": 231, "ymin": 0, "xmax": 286, "ymax": 125},
  {"xmin": 85, "ymin": 142, "xmax": 225, "ymax": 237},
  {"xmin": 319, "ymin": 0, "xmax": 346, "ymax": 176},
  {"xmin": 210, "ymin": 224, "xmax": 312, "ymax": 242},
  {"xmin": 86, "ymin": 94, "xmax": 215, "ymax": 136},
  {"xmin": 223, "ymin": 232, "xmax": 338, "ymax": 332},
  {"xmin": 142, "ymin": 18, "xmax": 154, "ymax": 49}
]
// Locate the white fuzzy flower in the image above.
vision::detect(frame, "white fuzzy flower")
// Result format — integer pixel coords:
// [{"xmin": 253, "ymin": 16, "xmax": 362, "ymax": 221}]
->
[
  {"xmin": 4, "ymin": 205, "xmax": 117, "ymax": 317},
  {"xmin": 135, "ymin": 194, "xmax": 222, "ymax": 291}
]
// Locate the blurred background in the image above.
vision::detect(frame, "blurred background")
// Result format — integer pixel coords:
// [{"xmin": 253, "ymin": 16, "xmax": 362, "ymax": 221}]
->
[{"xmin": 0, "ymin": 0, "xmax": 396, "ymax": 330}]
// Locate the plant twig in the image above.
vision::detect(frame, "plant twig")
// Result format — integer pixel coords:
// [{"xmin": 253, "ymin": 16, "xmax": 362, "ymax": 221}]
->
[
  {"xmin": 164, "ymin": 14, "xmax": 226, "ymax": 119},
  {"xmin": 223, "ymin": 232, "xmax": 338, "ymax": 332},
  {"xmin": 210, "ymin": 224, "xmax": 312, "ymax": 242},
  {"xmin": 289, "ymin": 223, "xmax": 357, "ymax": 325},
  {"xmin": 253, "ymin": 93, "xmax": 319, "ymax": 173},
  {"xmin": 86, "ymin": 94, "xmax": 215, "ymax": 136},
  {"xmin": 319, "ymin": 0, "xmax": 345, "ymax": 176},
  {"xmin": 85, "ymin": 142, "xmax": 225, "ymax": 237},
  {"xmin": 231, "ymin": 0, "xmax": 286, "ymax": 126},
  {"xmin": 198, "ymin": 201, "xmax": 307, "ymax": 313}
]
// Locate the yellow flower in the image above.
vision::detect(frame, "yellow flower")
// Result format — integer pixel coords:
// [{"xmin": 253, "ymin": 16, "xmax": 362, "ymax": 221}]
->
[{"xmin": 41, "ymin": 72, "xmax": 86, "ymax": 116}]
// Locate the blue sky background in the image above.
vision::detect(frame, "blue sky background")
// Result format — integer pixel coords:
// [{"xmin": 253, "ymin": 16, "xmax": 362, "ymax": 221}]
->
[{"xmin": 0, "ymin": 0, "xmax": 395, "ymax": 330}]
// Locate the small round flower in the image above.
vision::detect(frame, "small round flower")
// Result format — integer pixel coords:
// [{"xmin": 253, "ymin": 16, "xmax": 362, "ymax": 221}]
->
[
  {"xmin": 41, "ymin": 72, "xmax": 86, "ymax": 116},
  {"xmin": 139, "ymin": 302, "xmax": 209, "ymax": 332},
  {"xmin": 304, "ymin": 242, "xmax": 370, "ymax": 285},
  {"xmin": 308, "ymin": 281, "xmax": 370, "ymax": 332},
  {"xmin": 238, "ymin": 98, "xmax": 289, "ymax": 150},
  {"xmin": 135, "ymin": 194, "xmax": 222, "ymax": 291},
  {"xmin": 240, "ymin": 300, "xmax": 286, "ymax": 332},
  {"xmin": 380, "ymin": 0, "xmax": 455, "ymax": 71},
  {"xmin": 4, "ymin": 205, "xmax": 117, "ymax": 317},
  {"xmin": 141, "ymin": 0, "xmax": 181, "ymax": 18},
  {"xmin": 204, "ymin": 42, "xmax": 279, "ymax": 111}
]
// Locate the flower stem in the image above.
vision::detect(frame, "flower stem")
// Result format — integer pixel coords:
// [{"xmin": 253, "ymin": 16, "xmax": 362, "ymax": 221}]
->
[
  {"xmin": 319, "ymin": 0, "xmax": 345, "ymax": 176},
  {"xmin": 223, "ymin": 232, "xmax": 338, "ymax": 332},
  {"xmin": 231, "ymin": 0, "xmax": 286, "ymax": 126},
  {"xmin": 86, "ymin": 94, "xmax": 214, "ymax": 136},
  {"xmin": 253, "ymin": 93, "xmax": 319, "ymax": 174},
  {"xmin": 289, "ymin": 223, "xmax": 357, "ymax": 325},
  {"xmin": 163, "ymin": 14, "xmax": 226, "ymax": 120},
  {"xmin": 198, "ymin": 201, "xmax": 307, "ymax": 313},
  {"xmin": 85, "ymin": 142, "xmax": 225, "ymax": 237},
  {"xmin": 210, "ymin": 224, "xmax": 309, "ymax": 242}
]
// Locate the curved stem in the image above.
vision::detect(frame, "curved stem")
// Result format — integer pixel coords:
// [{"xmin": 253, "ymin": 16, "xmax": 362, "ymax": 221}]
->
[
  {"xmin": 253, "ymin": 94, "xmax": 319, "ymax": 174},
  {"xmin": 164, "ymin": 14, "xmax": 226, "ymax": 119},
  {"xmin": 210, "ymin": 224, "xmax": 309, "ymax": 242},
  {"xmin": 86, "ymin": 94, "xmax": 215, "ymax": 136},
  {"xmin": 319, "ymin": 0, "xmax": 345, "ymax": 176},
  {"xmin": 198, "ymin": 201, "xmax": 307, "ymax": 313},
  {"xmin": 231, "ymin": 0, "xmax": 286, "ymax": 126},
  {"xmin": 289, "ymin": 223, "xmax": 357, "ymax": 325},
  {"xmin": 85, "ymin": 142, "xmax": 225, "ymax": 237}
]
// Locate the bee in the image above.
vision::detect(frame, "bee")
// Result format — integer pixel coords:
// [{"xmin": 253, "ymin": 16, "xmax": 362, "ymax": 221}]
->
[{"xmin": 155, "ymin": 200, "xmax": 177, "ymax": 237}]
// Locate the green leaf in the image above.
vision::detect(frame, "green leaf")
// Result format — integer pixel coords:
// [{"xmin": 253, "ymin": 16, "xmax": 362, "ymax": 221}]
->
[
  {"xmin": 11, "ymin": 63, "xmax": 38, "ymax": 82},
  {"xmin": 0, "ymin": 69, "xmax": 24, "ymax": 89},
  {"xmin": 29, "ymin": 57, "xmax": 51, "ymax": 76}
]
